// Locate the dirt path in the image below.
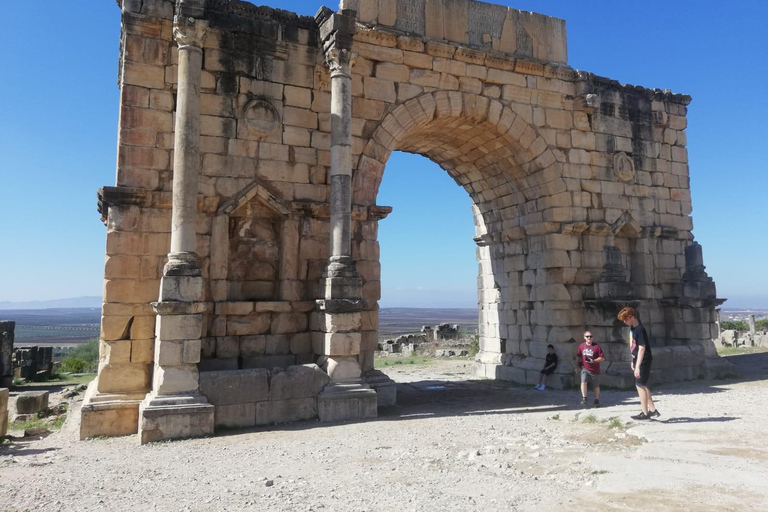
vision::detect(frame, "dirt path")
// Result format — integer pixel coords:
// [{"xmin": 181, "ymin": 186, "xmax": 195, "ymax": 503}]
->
[{"xmin": 1, "ymin": 355, "xmax": 767, "ymax": 512}]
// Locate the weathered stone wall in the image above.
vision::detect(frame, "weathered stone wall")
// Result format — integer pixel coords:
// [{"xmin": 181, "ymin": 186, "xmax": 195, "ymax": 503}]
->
[
  {"xmin": 0, "ymin": 321, "xmax": 14, "ymax": 388},
  {"xmin": 86, "ymin": 0, "xmax": 725, "ymax": 438}
]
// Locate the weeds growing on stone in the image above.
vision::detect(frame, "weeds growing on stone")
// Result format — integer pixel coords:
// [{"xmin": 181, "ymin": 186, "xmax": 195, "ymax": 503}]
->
[{"xmin": 581, "ymin": 414, "xmax": 598, "ymax": 424}]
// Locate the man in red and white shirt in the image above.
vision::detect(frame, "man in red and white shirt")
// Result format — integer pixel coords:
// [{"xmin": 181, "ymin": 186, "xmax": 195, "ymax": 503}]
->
[{"xmin": 575, "ymin": 331, "xmax": 605, "ymax": 407}]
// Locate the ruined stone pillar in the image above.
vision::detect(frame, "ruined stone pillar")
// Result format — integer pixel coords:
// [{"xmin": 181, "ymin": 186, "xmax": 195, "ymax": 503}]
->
[
  {"xmin": 138, "ymin": 8, "xmax": 213, "ymax": 444},
  {"xmin": 316, "ymin": 7, "xmax": 364, "ymax": 382},
  {"xmin": 314, "ymin": 6, "xmax": 378, "ymax": 420},
  {"xmin": 0, "ymin": 321, "xmax": 15, "ymax": 389}
]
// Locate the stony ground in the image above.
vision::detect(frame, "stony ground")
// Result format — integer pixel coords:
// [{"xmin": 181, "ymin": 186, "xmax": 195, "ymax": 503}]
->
[{"xmin": 2, "ymin": 351, "xmax": 768, "ymax": 512}]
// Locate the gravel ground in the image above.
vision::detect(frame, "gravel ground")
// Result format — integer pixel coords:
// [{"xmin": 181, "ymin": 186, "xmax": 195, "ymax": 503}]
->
[{"xmin": 1, "ymin": 352, "xmax": 767, "ymax": 512}]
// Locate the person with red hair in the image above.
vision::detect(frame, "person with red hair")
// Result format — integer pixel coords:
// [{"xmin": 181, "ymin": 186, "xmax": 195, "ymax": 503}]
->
[{"xmin": 618, "ymin": 307, "xmax": 660, "ymax": 420}]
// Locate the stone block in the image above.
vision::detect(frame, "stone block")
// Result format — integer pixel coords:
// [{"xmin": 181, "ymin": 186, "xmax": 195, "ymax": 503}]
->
[
  {"xmin": 214, "ymin": 403, "xmax": 256, "ymax": 429},
  {"xmin": 268, "ymin": 364, "xmax": 330, "ymax": 401},
  {"xmin": 313, "ymin": 332, "xmax": 361, "ymax": 356},
  {"xmin": 16, "ymin": 391, "xmax": 49, "ymax": 414},
  {"xmin": 318, "ymin": 312, "xmax": 362, "ymax": 332},
  {"xmin": 255, "ymin": 397, "xmax": 317, "ymax": 426},
  {"xmin": 104, "ymin": 339, "xmax": 132, "ymax": 364},
  {"xmin": 97, "ymin": 363, "xmax": 152, "ymax": 393},
  {"xmin": 183, "ymin": 339, "xmax": 202, "ymax": 364},
  {"xmin": 199, "ymin": 369, "xmax": 269, "ymax": 406},
  {"xmin": 155, "ymin": 314, "xmax": 203, "ymax": 341},
  {"xmin": 139, "ymin": 395, "xmax": 214, "ymax": 444},
  {"xmin": 79, "ymin": 387, "xmax": 142, "ymax": 440},
  {"xmin": 242, "ymin": 355, "xmax": 296, "ymax": 370},
  {"xmin": 265, "ymin": 334, "xmax": 291, "ymax": 355},
  {"xmin": 155, "ymin": 339, "xmax": 184, "ymax": 366},
  {"xmin": 159, "ymin": 274, "xmax": 204, "ymax": 302},
  {"xmin": 241, "ymin": 335, "xmax": 266, "ymax": 357},
  {"xmin": 152, "ymin": 364, "xmax": 201, "ymax": 395},
  {"xmin": 226, "ymin": 314, "xmax": 272, "ymax": 336},
  {"xmin": 0, "ymin": 388, "xmax": 8, "ymax": 414},
  {"xmin": 0, "ymin": 411, "xmax": 7, "ymax": 437},
  {"xmin": 216, "ymin": 336, "xmax": 240, "ymax": 358},
  {"xmin": 317, "ymin": 384, "xmax": 378, "ymax": 422},
  {"xmin": 197, "ymin": 358, "xmax": 239, "ymax": 372}
]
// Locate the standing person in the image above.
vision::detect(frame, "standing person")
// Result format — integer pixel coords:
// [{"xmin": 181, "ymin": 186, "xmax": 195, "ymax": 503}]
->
[
  {"xmin": 535, "ymin": 344, "xmax": 558, "ymax": 390},
  {"xmin": 575, "ymin": 331, "xmax": 605, "ymax": 407},
  {"xmin": 618, "ymin": 307, "xmax": 659, "ymax": 420}
]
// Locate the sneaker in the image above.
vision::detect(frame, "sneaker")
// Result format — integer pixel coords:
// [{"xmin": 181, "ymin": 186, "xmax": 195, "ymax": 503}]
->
[
  {"xmin": 631, "ymin": 412, "xmax": 650, "ymax": 420},
  {"xmin": 593, "ymin": 399, "xmax": 600, "ymax": 408},
  {"xmin": 539, "ymin": 385, "xmax": 546, "ymax": 391},
  {"xmin": 649, "ymin": 409, "xmax": 660, "ymax": 418},
  {"xmin": 534, "ymin": 385, "xmax": 540, "ymax": 390},
  {"xmin": 580, "ymin": 397, "xmax": 588, "ymax": 407}
]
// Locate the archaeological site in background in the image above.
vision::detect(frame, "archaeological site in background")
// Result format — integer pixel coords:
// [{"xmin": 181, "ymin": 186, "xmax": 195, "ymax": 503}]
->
[{"xmin": 82, "ymin": 0, "xmax": 730, "ymax": 443}]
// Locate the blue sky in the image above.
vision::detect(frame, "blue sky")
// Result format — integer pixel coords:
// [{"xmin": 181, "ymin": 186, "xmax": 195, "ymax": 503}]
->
[{"xmin": 0, "ymin": 1, "xmax": 765, "ymax": 309}]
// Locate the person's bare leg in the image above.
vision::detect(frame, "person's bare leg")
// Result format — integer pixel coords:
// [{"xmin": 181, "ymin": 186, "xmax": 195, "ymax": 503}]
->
[
  {"xmin": 636, "ymin": 386, "xmax": 648, "ymax": 414},
  {"xmin": 646, "ymin": 387, "xmax": 656, "ymax": 412},
  {"xmin": 594, "ymin": 386, "xmax": 600, "ymax": 400},
  {"xmin": 581, "ymin": 381, "xmax": 588, "ymax": 399}
]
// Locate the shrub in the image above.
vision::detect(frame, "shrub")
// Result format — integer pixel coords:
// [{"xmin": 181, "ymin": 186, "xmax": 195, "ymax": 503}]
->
[
  {"xmin": 468, "ymin": 334, "xmax": 479, "ymax": 357},
  {"xmin": 60, "ymin": 338, "xmax": 99, "ymax": 373},
  {"xmin": 60, "ymin": 357, "xmax": 89, "ymax": 373},
  {"xmin": 756, "ymin": 318, "xmax": 768, "ymax": 331}
]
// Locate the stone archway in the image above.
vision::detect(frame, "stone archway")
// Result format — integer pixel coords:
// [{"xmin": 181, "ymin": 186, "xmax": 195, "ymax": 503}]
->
[
  {"xmin": 83, "ymin": 0, "xmax": 730, "ymax": 443},
  {"xmin": 352, "ymin": 91, "xmax": 568, "ymax": 381}
]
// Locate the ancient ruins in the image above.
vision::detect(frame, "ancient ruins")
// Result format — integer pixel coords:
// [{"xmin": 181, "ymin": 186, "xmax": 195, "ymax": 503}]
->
[{"xmin": 82, "ymin": 0, "xmax": 729, "ymax": 442}]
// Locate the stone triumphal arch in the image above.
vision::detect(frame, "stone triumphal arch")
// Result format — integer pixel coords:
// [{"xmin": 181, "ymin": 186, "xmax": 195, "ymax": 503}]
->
[{"xmin": 82, "ymin": 0, "xmax": 729, "ymax": 442}]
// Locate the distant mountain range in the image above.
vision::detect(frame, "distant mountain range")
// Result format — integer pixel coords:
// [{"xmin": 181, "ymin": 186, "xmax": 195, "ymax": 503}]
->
[{"xmin": 0, "ymin": 296, "xmax": 102, "ymax": 310}]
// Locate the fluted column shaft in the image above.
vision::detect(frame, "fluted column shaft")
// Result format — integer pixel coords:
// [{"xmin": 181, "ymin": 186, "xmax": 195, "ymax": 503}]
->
[{"xmin": 166, "ymin": 16, "xmax": 207, "ymax": 276}]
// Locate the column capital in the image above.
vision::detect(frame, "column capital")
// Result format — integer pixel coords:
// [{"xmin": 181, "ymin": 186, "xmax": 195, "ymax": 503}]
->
[
  {"xmin": 325, "ymin": 47, "xmax": 356, "ymax": 78},
  {"xmin": 316, "ymin": 7, "xmax": 356, "ymax": 54},
  {"xmin": 173, "ymin": 16, "xmax": 208, "ymax": 50}
]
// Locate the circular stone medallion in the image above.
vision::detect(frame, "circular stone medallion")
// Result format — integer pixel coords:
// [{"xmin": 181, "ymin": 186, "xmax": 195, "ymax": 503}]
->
[
  {"xmin": 612, "ymin": 152, "xmax": 636, "ymax": 182},
  {"xmin": 244, "ymin": 99, "xmax": 280, "ymax": 138}
]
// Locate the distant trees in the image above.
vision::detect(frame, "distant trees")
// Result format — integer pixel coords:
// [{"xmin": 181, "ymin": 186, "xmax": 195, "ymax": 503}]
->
[
  {"xmin": 721, "ymin": 319, "xmax": 768, "ymax": 332},
  {"xmin": 60, "ymin": 338, "xmax": 99, "ymax": 373},
  {"xmin": 721, "ymin": 320, "xmax": 749, "ymax": 331}
]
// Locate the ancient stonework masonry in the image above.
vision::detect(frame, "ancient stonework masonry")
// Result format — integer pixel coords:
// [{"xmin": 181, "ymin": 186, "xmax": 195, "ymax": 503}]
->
[{"xmin": 82, "ymin": 0, "xmax": 729, "ymax": 441}]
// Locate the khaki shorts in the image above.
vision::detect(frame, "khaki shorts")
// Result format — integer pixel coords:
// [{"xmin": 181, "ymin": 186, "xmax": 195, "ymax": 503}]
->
[{"xmin": 581, "ymin": 369, "xmax": 600, "ymax": 387}]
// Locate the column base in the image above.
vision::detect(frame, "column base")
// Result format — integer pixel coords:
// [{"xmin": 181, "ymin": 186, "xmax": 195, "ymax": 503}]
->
[
  {"xmin": 80, "ymin": 380, "xmax": 145, "ymax": 440},
  {"xmin": 363, "ymin": 369, "xmax": 397, "ymax": 407},
  {"xmin": 317, "ymin": 381, "xmax": 377, "ymax": 422},
  {"xmin": 319, "ymin": 355, "xmax": 362, "ymax": 382},
  {"xmin": 138, "ymin": 392, "xmax": 214, "ymax": 444}
]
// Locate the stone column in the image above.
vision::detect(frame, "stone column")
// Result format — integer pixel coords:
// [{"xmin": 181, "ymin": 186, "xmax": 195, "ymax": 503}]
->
[
  {"xmin": 314, "ymin": 7, "xmax": 378, "ymax": 421},
  {"xmin": 316, "ymin": 7, "xmax": 364, "ymax": 382},
  {"xmin": 138, "ymin": 10, "xmax": 213, "ymax": 444}
]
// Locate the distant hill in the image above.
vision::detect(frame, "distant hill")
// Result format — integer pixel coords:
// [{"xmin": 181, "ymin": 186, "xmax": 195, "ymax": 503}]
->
[{"xmin": 0, "ymin": 296, "xmax": 102, "ymax": 310}]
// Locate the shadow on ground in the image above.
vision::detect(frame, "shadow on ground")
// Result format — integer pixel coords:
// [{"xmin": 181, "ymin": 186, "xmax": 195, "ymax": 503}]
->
[{"xmin": 216, "ymin": 351, "xmax": 765, "ymax": 437}]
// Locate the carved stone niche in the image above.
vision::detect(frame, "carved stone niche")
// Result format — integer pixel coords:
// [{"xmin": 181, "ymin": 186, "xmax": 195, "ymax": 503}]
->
[
  {"xmin": 595, "ymin": 245, "xmax": 634, "ymax": 300},
  {"xmin": 243, "ymin": 98, "xmax": 280, "ymax": 138},
  {"xmin": 612, "ymin": 152, "xmax": 635, "ymax": 183},
  {"xmin": 227, "ymin": 199, "xmax": 281, "ymax": 301}
]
